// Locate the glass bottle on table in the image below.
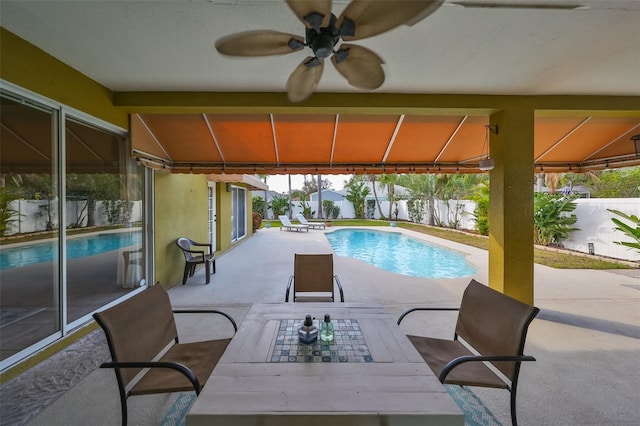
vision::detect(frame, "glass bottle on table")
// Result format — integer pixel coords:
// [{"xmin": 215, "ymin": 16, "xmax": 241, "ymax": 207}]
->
[{"xmin": 320, "ymin": 314, "xmax": 334, "ymax": 343}]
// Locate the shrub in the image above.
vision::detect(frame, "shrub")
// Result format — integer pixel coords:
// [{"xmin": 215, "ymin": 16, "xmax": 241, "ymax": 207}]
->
[
  {"xmin": 533, "ymin": 194, "xmax": 579, "ymax": 246},
  {"xmin": 252, "ymin": 212, "xmax": 263, "ymax": 232},
  {"xmin": 608, "ymin": 209, "xmax": 640, "ymax": 254}
]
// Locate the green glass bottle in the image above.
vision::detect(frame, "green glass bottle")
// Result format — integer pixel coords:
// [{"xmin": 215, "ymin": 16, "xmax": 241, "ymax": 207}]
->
[{"xmin": 320, "ymin": 314, "xmax": 334, "ymax": 343}]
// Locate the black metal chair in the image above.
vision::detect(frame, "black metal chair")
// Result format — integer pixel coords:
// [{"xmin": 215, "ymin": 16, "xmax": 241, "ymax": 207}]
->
[{"xmin": 176, "ymin": 237, "xmax": 216, "ymax": 284}]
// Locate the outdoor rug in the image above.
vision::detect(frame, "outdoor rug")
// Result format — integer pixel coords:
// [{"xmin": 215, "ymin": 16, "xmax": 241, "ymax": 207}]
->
[
  {"xmin": 0, "ymin": 329, "xmax": 109, "ymax": 425},
  {"xmin": 161, "ymin": 386, "xmax": 502, "ymax": 426}
]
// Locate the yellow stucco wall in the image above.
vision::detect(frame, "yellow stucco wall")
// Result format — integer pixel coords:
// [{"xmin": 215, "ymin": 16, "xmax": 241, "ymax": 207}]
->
[
  {"xmin": 154, "ymin": 173, "xmax": 209, "ymax": 287},
  {"xmin": 215, "ymin": 183, "xmax": 255, "ymax": 253},
  {"xmin": 0, "ymin": 28, "xmax": 127, "ymax": 128}
]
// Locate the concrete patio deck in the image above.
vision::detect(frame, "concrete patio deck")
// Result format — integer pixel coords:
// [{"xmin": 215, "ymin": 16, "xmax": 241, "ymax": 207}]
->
[{"xmin": 8, "ymin": 226, "xmax": 640, "ymax": 425}]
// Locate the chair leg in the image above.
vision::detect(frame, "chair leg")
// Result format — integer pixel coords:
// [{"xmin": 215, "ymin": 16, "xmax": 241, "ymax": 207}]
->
[
  {"xmin": 510, "ymin": 383, "xmax": 519, "ymax": 426},
  {"xmin": 120, "ymin": 393, "xmax": 128, "ymax": 426},
  {"xmin": 205, "ymin": 261, "xmax": 211, "ymax": 284},
  {"xmin": 212, "ymin": 259, "xmax": 216, "ymax": 274},
  {"xmin": 182, "ymin": 264, "xmax": 189, "ymax": 285}
]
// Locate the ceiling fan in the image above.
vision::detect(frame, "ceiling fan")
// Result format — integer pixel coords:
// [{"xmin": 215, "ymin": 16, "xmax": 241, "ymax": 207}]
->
[{"xmin": 215, "ymin": 0, "xmax": 444, "ymax": 103}]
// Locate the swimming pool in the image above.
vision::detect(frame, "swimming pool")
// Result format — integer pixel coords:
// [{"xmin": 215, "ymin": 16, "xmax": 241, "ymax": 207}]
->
[
  {"xmin": 324, "ymin": 229, "xmax": 476, "ymax": 279},
  {"xmin": 0, "ymin": 231, "xmax": 142, "ymax": 270}
]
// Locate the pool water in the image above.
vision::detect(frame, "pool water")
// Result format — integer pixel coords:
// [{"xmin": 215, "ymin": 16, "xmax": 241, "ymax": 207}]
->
[
  {"xmin": 325, "ymin": 229, "xmax": 476, "ymax": 279},
  {"xmin": 0, "ymin": 232, "xmax": 142, "ymax": 270}
]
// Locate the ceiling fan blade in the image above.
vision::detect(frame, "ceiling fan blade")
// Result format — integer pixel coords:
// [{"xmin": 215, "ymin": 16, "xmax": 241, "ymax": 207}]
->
[
  {"xmin": 286, "ymin": 0, "xmax": 333, "ymax": 31},
  {"xmin": 331, "ymin": 44, "xmax": 385, "ymax": 90},
  {"xmin": 337, "ymin": 0, "xmax": 443, "ymax": 41},
  {"xmin": 215, "ymin": 30, "xmax": 305, "ymax": 56},
  {"xmin": 286, "ymin": 56, "xmax": 325, "ymax": 103}
]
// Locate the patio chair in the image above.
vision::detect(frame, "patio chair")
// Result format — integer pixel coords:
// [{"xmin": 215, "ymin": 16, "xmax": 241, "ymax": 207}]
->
[
  {"xmin": 285, "ymin": 253, "xmax": 344, "ymax": 302},
  {"xmin": 397, "ymin": 279, "xmax": 539, "ymax": 426},
  {"xmin": 278, "ymin": 215, "xmax": 309, "ymax": 232},
  {"xmin": 278, "ymin": 214, "xmax": 309, "ymax": 232},
  {"xmin": 122, "ymin": 248, "xmax": 143, "ymax": 288},
  {"xmin": 176, "ymin": 237, "xmax": 216, "ymax": 285},
  {"xmin": 93, "ymin": 284, "xmax": 237, "ymax": 426},
  {"xmin": 296, "ymin": 213, "xmax": 326, "ymax": 230}
]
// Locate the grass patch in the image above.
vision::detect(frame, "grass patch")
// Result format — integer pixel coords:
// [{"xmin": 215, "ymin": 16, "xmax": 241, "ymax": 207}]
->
[{"xmin": 397, "ymin": 222, "xmax": 633, "ymax": 270}]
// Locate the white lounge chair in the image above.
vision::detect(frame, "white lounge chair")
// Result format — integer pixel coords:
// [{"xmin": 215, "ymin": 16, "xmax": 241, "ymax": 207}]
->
[
  {"xmin": 296, "ymin": 214, "xmax": 326, "ymax": 230},
  {"xmin": 278, "ymin": 215, "xmax": 309, "ymax": 232}
]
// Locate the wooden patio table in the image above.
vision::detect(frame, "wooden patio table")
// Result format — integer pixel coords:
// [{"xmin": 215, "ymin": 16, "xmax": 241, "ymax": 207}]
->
[{"xmin": 187, "ymin": 303, "xmax": 464, "ymax": 426}]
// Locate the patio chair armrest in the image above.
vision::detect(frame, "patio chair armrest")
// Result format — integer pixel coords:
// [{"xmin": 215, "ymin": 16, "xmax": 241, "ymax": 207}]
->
[
  {"xmin": 333, "ymin": 275, "xmax": 344, "ymax": 302},
  {"xmin": 172, "ymin": 309, "xmax": 238, "ymax": 333},
  {"xmin": 438, "ymin": 354, "xmax": 537, "ymax": 383},
  {"xmin": 183, "ymin": 249, "xmax": 206, "ymax": 258},
  {"xmin": 285, "ymin": 275, "xmax": 294, "ymax": 302},
  {"xmin": 99, "ymin": 361, "xmax": 202, "ymax": 394},
  {"xmin": 190, "ymin": 241, "xmax": 213, "ymax": 254},
  {"xmin": 397, "ymin": 307, "xmax": 460, "ymax": 325}
]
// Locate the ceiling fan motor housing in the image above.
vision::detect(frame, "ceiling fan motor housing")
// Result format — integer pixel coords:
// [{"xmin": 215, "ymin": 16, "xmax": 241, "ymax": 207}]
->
[{"xmin": 305, "ymin": 13, "xmax": 340, "ymax": 58}]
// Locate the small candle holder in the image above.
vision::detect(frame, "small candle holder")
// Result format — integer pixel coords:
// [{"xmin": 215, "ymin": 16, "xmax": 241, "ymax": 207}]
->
[{"xmin": 298, "ymin": 314, "xmax": 318, "ymax": 344}]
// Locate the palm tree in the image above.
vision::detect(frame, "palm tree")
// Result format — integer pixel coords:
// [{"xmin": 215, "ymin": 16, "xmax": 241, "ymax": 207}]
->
[
  {"xmin": 545, "ymin": 173, "xmax": 560, "ymax": 194},
  {"xmin": 287, "ymin": 174, "xmax": 292, "ymax": 218},
  {"xmin": 344, "ymin": 176, "xmax": 370, "ymax": 219},
  {"xmin": 377, "ymin": 174, "xmax": 398, "ymax": 219},
  {"xmin": 317, "ymin": 174, "xmax": 323, "ymax": 219},
  {"xmin": 369, "ymin": 175, "xmax": 385, "ymax": 219}
]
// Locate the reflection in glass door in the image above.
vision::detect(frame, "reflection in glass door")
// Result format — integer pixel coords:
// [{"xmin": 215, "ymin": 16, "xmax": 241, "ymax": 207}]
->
[
  {"xmin": 230, "ymin": 186, "xmax": 246, "ymax": 242},
  {"xmin": 65, "ymin": 117, "xmax": 143, "ymax": 324},
  {"xmin": 208, "ymin": 184, "xmax": 216, "ymax": 251},
  {"xmin": 0, "ymin": 87, "xmax": 144, "ymax": 370},
  {"xmin": 0, "ymin": 94, "xmax": 60, "ymax": 364}
]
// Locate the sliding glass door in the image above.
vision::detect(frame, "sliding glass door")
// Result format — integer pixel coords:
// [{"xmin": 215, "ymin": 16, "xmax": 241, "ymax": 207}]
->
[
  {"xmin": 0, "ymin": 86, "xmax": 145, "ymax": 370},
  {"xmin": 230, "ymin": 186, "xmax": 246, "ymax": 242}
]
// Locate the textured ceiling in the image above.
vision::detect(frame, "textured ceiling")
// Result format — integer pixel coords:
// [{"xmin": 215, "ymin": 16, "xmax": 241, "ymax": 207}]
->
[
  {"xmin": 2, "ymin": 0, "xmax": 639, "ymax": 96},
  {"xmin": 1, "ymin": 0, "xmax": 639, "ymax": 174}
]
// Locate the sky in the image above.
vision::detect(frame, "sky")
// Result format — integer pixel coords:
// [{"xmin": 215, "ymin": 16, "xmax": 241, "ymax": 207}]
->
[{"xmin": 265, "ymin": 174, "xmax": 352, "ymax": 194}]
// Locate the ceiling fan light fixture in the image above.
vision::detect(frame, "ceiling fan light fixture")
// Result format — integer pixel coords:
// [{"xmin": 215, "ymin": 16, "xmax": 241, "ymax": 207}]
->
[
  {"xmin": 304, "ymin": 12, "xmax": 325, "ymax": 33},
  {"xmin": 479, "ymin": 158, "xmax": 495, "ymax": 171},
  {"xmin": 333, "ymin": 48, "xmax": 350, "ymax": 64},
  {"xmin": 479, "ymin": 124, "xmax": 495, "ymax": 171},
  {"xmin": 288, "ymin": 38, "xmax": 305, "ymax": 51},
  {"xmin": 338, "ymin": 17, "xmax": 356, "ymax": 38}
]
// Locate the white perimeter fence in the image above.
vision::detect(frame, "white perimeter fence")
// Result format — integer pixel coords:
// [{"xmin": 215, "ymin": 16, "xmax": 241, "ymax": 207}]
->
[{"xmin": 276, "ymin": 198, "xmax": 640, "ymax": 262}]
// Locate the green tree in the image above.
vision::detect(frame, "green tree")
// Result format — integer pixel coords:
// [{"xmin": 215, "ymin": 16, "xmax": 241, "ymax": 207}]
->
[
  {"xmin": 0, "ymin": 187, "xmax": 21, "ymax": 236},
  {"xmin": 377, "ymin": 174, "xmax": 399, "ymax": 219},
  {"xmin": 344, "ymin": 176, "xmax": 370, "ymax": 219},
  {"xmin": 398, "ymin": 174, "xmax": 437, "ymax": 225},
  {"xmin": 269, "ymin": 194, "xmax": 290, "ymax": 218},
  {"xmin": 252, "ymin": 196, "xmax": 266, "ymax": 217},
  {"xmin": 300, "ymin": 200, "xmax": 315, "ymax": 218},
  {"xmin": 590, "ymin": 167, "xmax": 640, "ymax": 198},
  {"xmin": 10, "ymin": 173, "xmax": 58, "ymax": 230},
  {"xmin": 301, "ymin": 175, "xmax": 332, "ymax": 197},
  {"xmin": 608, "ymin": 209, "xmax": 640, "ymax": 254},
  {"xmin": 368, "ymin": 175, "xmax": 385, "ymax": 219},
  {"xmin": 322, "ymin": 200, "xmax": 340, "ymax": 219},
  {"xmin": 471, "ymin": 181, "xmax": 490, "ymax": 235},
  {"xmin": 533, "ymin": 193, "xmax": 579, "ymax": 246}
]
